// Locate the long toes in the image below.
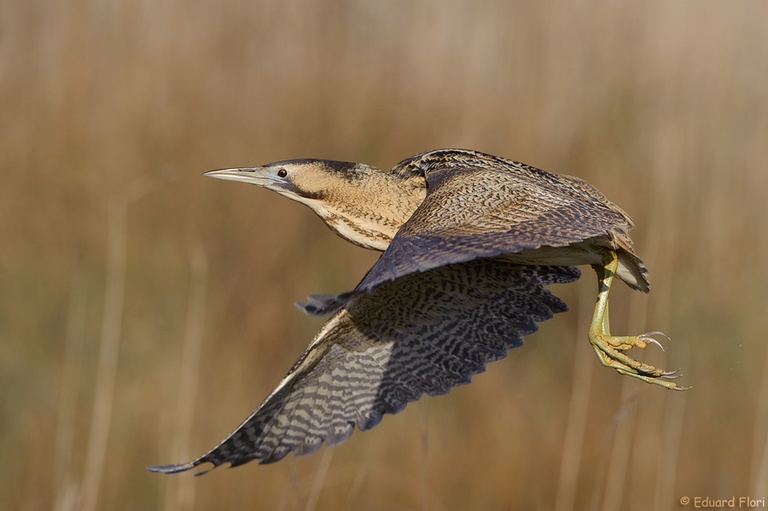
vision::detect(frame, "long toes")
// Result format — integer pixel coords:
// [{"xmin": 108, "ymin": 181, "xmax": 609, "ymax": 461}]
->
[
  {"xmin": 634, "ymin": 365, "xmax": 681, "ymax": 379},
  {"xmin": 636, "ymin": 365, "xmax": 660, "ymax": 376}
]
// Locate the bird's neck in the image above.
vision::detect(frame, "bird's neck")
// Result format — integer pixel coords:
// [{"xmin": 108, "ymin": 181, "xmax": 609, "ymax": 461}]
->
[{"xmin": 309, "ymin": 173, "xmax": 426, "ymax": 251}]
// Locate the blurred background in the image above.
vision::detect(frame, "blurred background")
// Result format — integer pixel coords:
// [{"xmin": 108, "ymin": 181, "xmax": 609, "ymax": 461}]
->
[{"xmin": 2, "ymin": 0, "xmax": 767, "ymax": 509}]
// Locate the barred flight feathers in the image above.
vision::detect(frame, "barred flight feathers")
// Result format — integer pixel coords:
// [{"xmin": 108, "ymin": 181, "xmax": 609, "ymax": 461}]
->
[{"xmin": 148, "ymin": 260, "xmax": 579, "ymax": 474}]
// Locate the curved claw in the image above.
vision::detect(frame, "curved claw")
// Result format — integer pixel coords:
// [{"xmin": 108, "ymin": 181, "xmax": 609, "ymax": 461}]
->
[
  {"xmin": 639, "ymin": 331, "xmax": 671, "ymax": 353},
  {"xmin": 639, "ymin": 335, "xmax": 665, "ymax": 352},
  {"xmin": 658, "ymin": 368, "xmax": 685, "ymax": 380},
  {"xmin": 644, "ymin": 330, "xmax": 671, "ymax": 342}
]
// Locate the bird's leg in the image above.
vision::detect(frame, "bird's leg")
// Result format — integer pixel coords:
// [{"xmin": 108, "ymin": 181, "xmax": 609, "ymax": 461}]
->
[{"xmin": 588, "ymin": 251, "xmax": 688, "ymax": 391}]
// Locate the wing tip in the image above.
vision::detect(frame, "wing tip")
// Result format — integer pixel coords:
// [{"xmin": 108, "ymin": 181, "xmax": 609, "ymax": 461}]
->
[
  {"xmin": 147, "ymin": 459, "xmax": 221, "ymax": 476},
  {"xmin": 146, "ymin": 461, "xmax": 197, "ymax": 474}
]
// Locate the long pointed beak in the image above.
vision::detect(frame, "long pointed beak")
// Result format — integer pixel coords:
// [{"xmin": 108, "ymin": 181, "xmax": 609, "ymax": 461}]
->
[{"xmin": 202, "ymin": 167, "xmax": 276, "ymax": 186}]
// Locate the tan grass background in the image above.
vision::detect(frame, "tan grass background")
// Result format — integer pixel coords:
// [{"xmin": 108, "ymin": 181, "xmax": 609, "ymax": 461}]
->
[{"xmin": 2, "ymin": 0, "xmax": 768, "ymax": 509}]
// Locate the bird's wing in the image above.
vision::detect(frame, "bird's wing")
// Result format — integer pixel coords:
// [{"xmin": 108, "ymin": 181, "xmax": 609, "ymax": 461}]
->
[
  {"xmin": 357, "ymin": 165, "xmax": 626, "ymax": 292},
  {"xmin": 147, "ymin": 259, "xmax": 579, "ymax": 474}
]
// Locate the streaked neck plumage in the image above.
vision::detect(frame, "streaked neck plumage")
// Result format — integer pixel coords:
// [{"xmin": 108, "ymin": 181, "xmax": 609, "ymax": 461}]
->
[{"xmin": 304, "ymin": 167, "xmax": 426, "ymax": 250}]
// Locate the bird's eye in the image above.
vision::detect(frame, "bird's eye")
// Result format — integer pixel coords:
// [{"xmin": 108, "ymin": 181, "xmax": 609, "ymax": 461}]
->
[{"xmin": 276, "ymin": 168, "xmax": 288, "ymax": 178}]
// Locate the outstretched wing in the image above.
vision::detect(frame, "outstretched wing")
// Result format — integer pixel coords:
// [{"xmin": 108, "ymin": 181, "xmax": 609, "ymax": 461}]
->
[
  {"xmin": 148, "ymin": 260, "xmax": 579, "ymax": 474},
  {"xmin": 357, "ymin": 164, "xmax": 627, "ymax": 292}
]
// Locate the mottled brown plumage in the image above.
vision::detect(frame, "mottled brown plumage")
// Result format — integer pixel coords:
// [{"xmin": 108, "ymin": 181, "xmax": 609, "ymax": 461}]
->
[
  {"xmin": 149, "ymin": 148, "xmax": 684, "ymax": 476},
  {"xmin": 356, "ymin": 149, "xmax": 649, "ymax": 295}
]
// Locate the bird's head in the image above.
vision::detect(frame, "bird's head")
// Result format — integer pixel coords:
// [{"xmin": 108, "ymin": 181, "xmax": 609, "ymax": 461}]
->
[
  {"xmin": 204, "ymin": 158, "xmax": 426, "ymax": 250},
  {"xmin": 203, "ymin": 158, "xmax": 377, "ymax": 205}
]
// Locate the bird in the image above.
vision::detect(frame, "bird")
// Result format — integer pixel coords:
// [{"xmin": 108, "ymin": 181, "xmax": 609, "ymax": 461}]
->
[{"xmin": 148, "ymin": 148, "xmax": 685, "ymax": 475}]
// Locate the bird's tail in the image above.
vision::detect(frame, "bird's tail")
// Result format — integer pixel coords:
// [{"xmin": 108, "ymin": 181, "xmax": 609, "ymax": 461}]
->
[{"xmin": 616, "ymin": 249, "xmax": 650, "ymax": 293}]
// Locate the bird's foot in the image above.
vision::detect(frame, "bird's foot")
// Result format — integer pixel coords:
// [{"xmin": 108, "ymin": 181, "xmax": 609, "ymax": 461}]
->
[{"xmin": 588, "ymin": 330, "xmax": 689, "ymax": 391}]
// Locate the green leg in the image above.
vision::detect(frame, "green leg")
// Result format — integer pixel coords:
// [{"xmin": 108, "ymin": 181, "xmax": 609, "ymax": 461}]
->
[{"xmin": 588, "ymin": 251, "xmax": 688, "ymax": 391}]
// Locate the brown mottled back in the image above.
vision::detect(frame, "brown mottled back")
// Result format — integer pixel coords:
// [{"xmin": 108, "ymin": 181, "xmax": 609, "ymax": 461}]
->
[{"xmin": 356, "ymin": 149, "xmax": 648, "ymax": 294}]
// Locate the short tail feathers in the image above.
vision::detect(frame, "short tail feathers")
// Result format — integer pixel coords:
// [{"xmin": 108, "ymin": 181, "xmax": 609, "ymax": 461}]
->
[{"xmin": 617, "ymin": 249, "xmax": 650, "ymax": 293}]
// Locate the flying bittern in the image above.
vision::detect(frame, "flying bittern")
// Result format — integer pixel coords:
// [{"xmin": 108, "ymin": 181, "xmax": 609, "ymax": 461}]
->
[{"xmin": 149, "ymin": 148, "xmax": 684, "ymax": 475}]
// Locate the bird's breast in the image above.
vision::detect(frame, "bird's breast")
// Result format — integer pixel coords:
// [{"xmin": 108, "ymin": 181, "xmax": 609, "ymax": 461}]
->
[{"xmin": 322, "ymin": 212, "xmax": 395, "ymax": 251}]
